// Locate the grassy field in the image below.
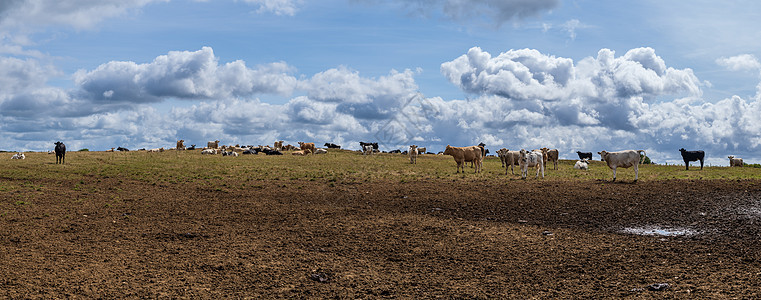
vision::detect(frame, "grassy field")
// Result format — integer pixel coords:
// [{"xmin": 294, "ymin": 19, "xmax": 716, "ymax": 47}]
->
[{"xmin": 1, "ymin": 150, "xmax": 759, "ymax": 186}]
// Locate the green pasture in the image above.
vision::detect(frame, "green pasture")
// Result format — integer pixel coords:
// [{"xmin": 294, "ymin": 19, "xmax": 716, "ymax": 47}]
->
[{"xmin": 0, "ymin": 150, "xmax": 759, "ymax": 188}]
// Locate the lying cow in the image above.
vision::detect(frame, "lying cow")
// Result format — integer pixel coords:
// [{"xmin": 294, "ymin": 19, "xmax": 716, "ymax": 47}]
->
[
  {"xmin": 298, "ymin": 142, "xmax": 316, "ymax": 155},
  {"xmin": 574, "ymin": 159, "xmax": 589, "ymax": 170},
  {"xmin": 576, "ymin": 151, "xmax": 593, "ymax": 161},
  {"xmin": 314, "ymin": 148, "xmax": 328, "ymax": 154},
  {"xmin": 222, "ymin": 151, "xmax": 239, "ymax": 157},
  {"xmin": 324, "ymin": 143, "xmax": 341, "ymax": 149},
  {"xmin": 443, "ymin": 145, "xmax": 483, "ymax": 173},
  {"xmin": 11, "ymin": 153, "xmax": 25, "ymax": 160},
  {"xmin": 291, "ymin": 149, "xmax": 312, "ymax": 156},
  {"xmin": 679, "ymin": 148, "xmax": 704, "ymax": 170},
  {"xmin": 519, "ymin": 149, "xmax": 544, "ymax": 179},
  {"xmin": 201, "ymin": 148, "xmax": 217, "ymax": 155},
  {"xmin": 728, "ymin": 156, "xmax": 744, "ymax": 167},
  {"xmin": 362, "ymin": 145, "xmax": 374, "ymax": 155},
  {"xmin": 598, "ymin": 150, "xmax": 646, "ymax": 182}
]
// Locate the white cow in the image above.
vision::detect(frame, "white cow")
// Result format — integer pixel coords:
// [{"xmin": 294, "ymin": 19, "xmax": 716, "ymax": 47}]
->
[
  {"xmin": 597, "ymin": 150, "xmax": 645, "ymax": 182},
  {"xmin": 363, "ymin": 145, "xmax": 374, "ymax": 155},
  {"xmin": 728, "ymin": 156, "xmax": 744, "ymax": 167},
  {"xmin": 11, "ymin": 153, "xmax": 25, "ymax": 160},
  {"xmin": 409, "ymin": 145, "xmax": 418, "ymax": 164},
  {"xmin": 314, "ymin": 148, "xmax": 328, "ymax": 154},
  {"xmin": 574, "ymin": 159, "xmax": 589, "ymax": 170},
  {"xmin": 519, "ymin": 149, "xmax": 545, "ymax": 179},
  {"xmin": 201, "ymin": 148, "xmax": 217, "ymax": 155}
]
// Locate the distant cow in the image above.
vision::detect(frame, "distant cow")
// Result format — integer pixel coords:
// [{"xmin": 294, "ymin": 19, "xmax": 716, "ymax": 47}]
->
[
  {"xmin": 298, "ymin": 142, "xmax": 316, "ymax": 155},
  {"xmin": 541, "ymin": 148, "xmax": 559, "ymax": 170},
  {"xmin": 362, "ymin": 145, "xmax": 374, "ymax": 155},
  {"xmin": 176, "ymin": 140, "xmax": 186, "ymax": 150},
  {"xmin": 678, "ymin": 148, "xmax": 704, "ymax": 170},
  {"xmin": 574, "ymin": 159, "xmax": 589, "ymax": 170},
  {"xmin": 324, "ymin": 143, "xmax": 341, "ymax": 149},
  {"xmin": 201, "ymin": 148, "xmax": 217, "ymax": 155},
  {"xmin": 598, "ymin": 150, "xmax": 646, "ymax": 182},
  {"xmin": 291, "ymin": 149, "xmax": 312, "ymax": 156},
  {"xmin": 359, "ymin": 142, "xmax": 378, "ymax": 151},
  {"xmin": 314, "ymin": 148, "xmax": 328, "ymax": 154},
  {"xmin": 443, "ymin": 145, "xmax": 483, "ymax": 173},
  {"xmin": 207, "ymin": 140, "xmax": 220, "ymax": 149},
  {"xmin": 54, "ymin": 141, "xmax": 66, "ymax": 164},
  {"xmin": 417, "ymin": 147, "xmax": 426, "ymax": 154},
  {"xmin": 576, "ymin": 151, "xmax": 593, "ymax": 161},
  {"xmin": 117, "ymin": 147, "xmax": 130, "ymax": 152},
  {"xmin": 519, "ymin": 149, "xmax": 545, "ymax": 179},
  {"xmin": 222, "ymin": 151, "xmax": 239, "ymax": 157},
  {"xmin": 409, "ymin": 145, "xmax": 418, "ymax": 164},
  {"xmin": 274, "ymin": 141, "xmax": 284, "ymax": 151},
  {"xmin": 728, "ymin": 156, "xmax": 744, "ymax": 167},
  {"xmin": 11, "ymin": 153, "xmax": 25, "ymax": 160}
]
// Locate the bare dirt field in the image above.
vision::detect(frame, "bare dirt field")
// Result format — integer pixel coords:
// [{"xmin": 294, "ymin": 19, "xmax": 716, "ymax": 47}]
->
[{"xmin": 2, "ymin": 171, "xmax": 761, "ymax": 298}]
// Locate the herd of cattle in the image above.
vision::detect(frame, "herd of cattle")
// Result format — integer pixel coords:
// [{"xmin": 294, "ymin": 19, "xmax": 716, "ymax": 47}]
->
[{"xmin": 6, "ymin": 140, "xmax": 749, "ymax": 182}]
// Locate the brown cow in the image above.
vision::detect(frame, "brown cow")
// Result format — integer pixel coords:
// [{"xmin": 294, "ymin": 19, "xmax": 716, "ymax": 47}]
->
[
  {"xmin": 291, "ymin": 149, "xmax": 312, "ymax": 156},
  {"xmin": 298, "ymin": 142, "xmax": 316, "ymax": 155},
  {"xmin": 443, "ymin": 145, "xmax": 483, "ymax": 173},
  {"xmin": 176, "ymin": 140, "xmax": 185, "ymax": 150},
  {"xmin": 540, "ymin": 147, "xmax": 559, "ymax": 170},
  {"xmin": 497, "ymin": 148, "xmax": 521, "ymax": 175}
]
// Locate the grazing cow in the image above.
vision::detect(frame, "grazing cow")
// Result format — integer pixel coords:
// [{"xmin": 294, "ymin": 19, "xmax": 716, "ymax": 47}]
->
[
  {"xmin": 207, "ymin": 140, "xmax": 220, "ymax": 149},
  {"xmin": 409, "ymin": 145, "xmax": 418, "ymax": 164},
  {"xmin": 314, "ymin": 148, "xmax": 328, "ymax": 154},
  {"xmin": 679, "ymin": 148, "xmax": 704, "ymax": 170},
  {"xmin": 54, "ymin": 141, "xmax": 66, "ymax": 164},
  {"xmin": 574, "ymin": 159, "xmax": 589, "ymax": 170},
  {"xmin": 222, "ymin": 151, "xmax": 239, "ymax": 157},
  {"xmin": 298, "ymin": 142, "xmax": 316, "ymax": 155},
  {"xmin": 597, "ymin": 150, "xmax": 646, "ymax": 182},
  {"xmin": 117, "ymin": 147, "xmax": 130, "ymax": 152},
  {"xmin": 519, "ymin": 149, "xmax": 545, "ymax": 179},
  {"xmin": 291, "ymin": 149, "xmax": 312, "ymax": 156},
  {"xmin": 540, "ymin": 148, "xmax": 559, "ymax": 170},
  {"xmin": 11, "ymin": 153, "xmax": 25, "ymax": 160},
  {"xmin": 443, "ymin": 145, "xmax": 483, "ymax": 173},
  {"xmin": 728, "ymin": 156, "xmax": 744, "ymax": 167},
  {"xmin": 417, "ymin": 147, "xmax": 426, "ymax": 154},
  {"xmin": 577, "ymin": 151, "xmax": 593, "ymax": 161},
  {"xmin": 201, "ymin": 148, "xmax": 217, "ymax": 155},
  {"xmin": 176, "ymin": 140, "xmax": 186, "ymax": 150},
  {"xmin": 324, "ymin": 143, "xmax": 341, "ymax": 149}
]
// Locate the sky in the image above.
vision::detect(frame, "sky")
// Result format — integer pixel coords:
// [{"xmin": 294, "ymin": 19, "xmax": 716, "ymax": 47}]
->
[{"xmin": 2, "ymin": 0, "xmax": 761, "ymax": 166}]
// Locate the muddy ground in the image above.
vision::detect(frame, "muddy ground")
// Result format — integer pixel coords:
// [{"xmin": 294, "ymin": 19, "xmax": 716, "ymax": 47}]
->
[{"xmin": 1, "ymin": 177, "xmax": 761, "ymax": 298}]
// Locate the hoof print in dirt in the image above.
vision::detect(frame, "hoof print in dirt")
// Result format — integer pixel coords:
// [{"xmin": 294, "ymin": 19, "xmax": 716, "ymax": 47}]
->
[
  {"xmin": 647, "ymin": 283, "xmax": 670, "ymax": 291},
  {"xmin": 310, "ymin": 272, "xmax": 330, "ymax": 283}
]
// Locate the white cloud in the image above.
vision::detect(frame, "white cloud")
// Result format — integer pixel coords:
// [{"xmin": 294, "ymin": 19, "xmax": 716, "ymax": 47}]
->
[
  {"xmin": 73, "ymin": 47, "xmax": 299, "ymax": 103},
  {"xmin": 243, "ymin": 0, "xmax": 303, "ymax": 16},
  {"xmin": 717, "ymin": 54, "xmax": 761, "ymax": 73}
]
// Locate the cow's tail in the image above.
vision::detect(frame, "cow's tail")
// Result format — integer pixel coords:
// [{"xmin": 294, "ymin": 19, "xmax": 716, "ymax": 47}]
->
[{"xmin": 637, "ymin": 150, "xmax": 646, "ymax": 164}]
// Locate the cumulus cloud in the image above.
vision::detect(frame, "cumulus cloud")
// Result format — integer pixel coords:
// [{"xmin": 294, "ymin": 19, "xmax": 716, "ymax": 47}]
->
[
  {"xmin": 717, "ymin": 54, "xmax": 761, "ymax": 73},
  {"xmin": 73, "ymin": 47, "xmax": 299, "ymax": 103}
]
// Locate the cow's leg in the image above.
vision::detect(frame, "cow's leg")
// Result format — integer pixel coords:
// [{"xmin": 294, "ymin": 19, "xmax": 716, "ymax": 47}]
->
[
  {"xmin": 612, "ymin": 167, "xmax": 617, "ymax": 181},
  {"xmin": 685, "ymin": 160, "xmax": 689, "ymax": 171},
  {"xmin": 700, "ymin": 159, "xmax": 704, "ymax": 170},
  {"xmin": 541, "ymin": 163, "xmax": 545, "ymax": 178},
  {"xmin": 634, "ymin": 165, "xmax": 639, "ymax": 182}
]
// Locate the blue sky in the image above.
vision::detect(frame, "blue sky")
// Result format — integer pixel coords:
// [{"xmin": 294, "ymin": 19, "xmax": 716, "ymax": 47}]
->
[{"xmin": 2, "ymin": 0, "xmax": 761, "ymax": 166}]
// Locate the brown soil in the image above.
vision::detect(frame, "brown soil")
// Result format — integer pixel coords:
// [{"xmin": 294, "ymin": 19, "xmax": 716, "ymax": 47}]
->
[{"xmin": 2, "ymin": 177, "xmax": 761, "ymax": 298}]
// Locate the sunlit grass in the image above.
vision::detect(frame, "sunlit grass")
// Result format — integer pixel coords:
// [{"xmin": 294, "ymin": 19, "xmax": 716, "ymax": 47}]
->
[{"xmin": 0, "ymin": 150, "xmax": 758, "ymax": 186}]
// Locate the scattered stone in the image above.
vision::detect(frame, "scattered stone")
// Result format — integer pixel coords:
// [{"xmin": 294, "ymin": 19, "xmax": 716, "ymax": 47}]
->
[
  {"xmin": 542, "ymin": 231, "xmax": 553, "ymax": 236},
  {"xmin": 431, "ymin": 207, "xmax": 443, "ymax": 212},
  {"xmin": 647, "ymin": 283, "xmax": 670, "ymax": 291},
  {"xmin": 518, "ymin": 220, "xmax": 528, "ymax": 223},
  {"xmin": 310, "ymin": 272, "xmax": 330, "ymax": 283}
]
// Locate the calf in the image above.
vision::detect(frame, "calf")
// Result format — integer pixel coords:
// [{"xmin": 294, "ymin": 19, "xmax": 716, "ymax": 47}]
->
[
  {"xmin": 541, "ymin": 148, "xmax": 559, "ymax": 170},
  {"xmin": 519, "ymin": 149, "xmax": 545, "ymax": 179},
  {"xmin": 576, "ymin": 151, "xmax": 593, "ymax": 160},
  {"xmin": 54, "ymin": 141, "xmax": 66, "ymax": 164},
  {"xmin": 409, "ymin": 145, "xmax": 418, "ymax": 164},
  {"xmin": 728, "ymin": 156, "xmax": 744, "ymax": 167},
  {"xmin": 363, "ymin": 145, "xmax": 374, "ymax": 155},
  {"xmin": 598, "ymin": 150, "xmax": 645, "ymax": 182},
  {"xmin": 679, "ymin": 148, "xmax": 704, "ymax": 170}
]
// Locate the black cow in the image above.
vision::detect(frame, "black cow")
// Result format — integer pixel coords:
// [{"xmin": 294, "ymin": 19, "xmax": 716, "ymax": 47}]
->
[
  {"xmin": 186, "ymin": 145, "xmax": 196, "ymax": 150},
  {"xmin": 117, "ymin": 147, "xmax": 130, "ymax": 152},
  {"xmin": 359, "ymin": 142, "xmax": 378, "ymax": 150},
  {"xmin": 679, "ymin": 148, "xmax": 705, "ymax": 170},
  {"xmin": 54, "ymin": 141, "xmax": 66, "ymax": 164},
  {"xmin": 576, "ymin": 151, "xmax": 593, "ymax": 160},
  {"xmin": 324, "ymin": 143, "xmax": 341, "ymax": 149}
]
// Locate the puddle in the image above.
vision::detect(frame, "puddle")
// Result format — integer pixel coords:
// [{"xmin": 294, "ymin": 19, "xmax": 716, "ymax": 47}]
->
[{"xmin": 621, "ymin": 226, "xmax": 699, "ymax": 237}]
